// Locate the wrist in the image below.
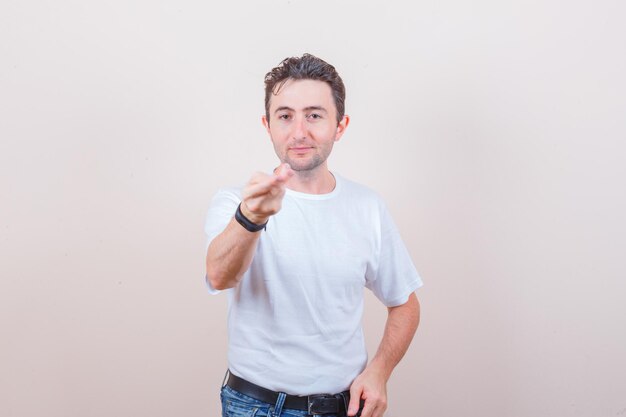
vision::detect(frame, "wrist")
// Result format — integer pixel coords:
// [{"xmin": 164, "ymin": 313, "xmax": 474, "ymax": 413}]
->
[
  {"xmin": 366, "ymin": 358, "xmax": 393, "ymax": 382},
  {"xmin": 239, "ymin": 203, "xmax": 269, "ymax": 225},
  {"xmin": 236, "ymin": 203, "xmax": 268, "ymax": 232}
]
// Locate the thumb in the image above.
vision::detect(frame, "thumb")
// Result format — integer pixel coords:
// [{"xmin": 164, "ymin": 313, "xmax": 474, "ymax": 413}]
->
[{"xmin": 348, "ymin": 384, "xmax": 362, "ymax": 416}]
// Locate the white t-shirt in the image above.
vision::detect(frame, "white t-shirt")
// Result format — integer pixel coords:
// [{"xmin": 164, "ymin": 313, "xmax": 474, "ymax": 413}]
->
[{"xmin": 204, "ymin": 173, "xmax": 422, "ymax": 395}]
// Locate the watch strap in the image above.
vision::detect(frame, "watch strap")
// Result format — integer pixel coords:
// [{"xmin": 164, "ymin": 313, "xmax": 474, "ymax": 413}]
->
[{"xmin": 235, "ymin": 203, "xmax": 267, "ymax": 232}]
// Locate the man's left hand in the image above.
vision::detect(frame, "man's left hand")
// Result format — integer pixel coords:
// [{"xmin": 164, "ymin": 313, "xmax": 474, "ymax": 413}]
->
[{"xmin": 348, "ymin": 367, "xmax": 387, "ymax": 417}]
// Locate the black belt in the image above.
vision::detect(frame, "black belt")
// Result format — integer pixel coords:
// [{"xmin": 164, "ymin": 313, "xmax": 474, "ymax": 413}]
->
[{"xmin": 226, "ymin": 372, "xmax": 358, "ymax": 415}]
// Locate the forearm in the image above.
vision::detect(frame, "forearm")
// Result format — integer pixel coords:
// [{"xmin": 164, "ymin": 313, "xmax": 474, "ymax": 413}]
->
[
  {"xmin": 205, "ymin": 164, "xmax": 293, "ymax": 290},
  {"xmin": 347, "ymin": 293, "xmax": 420, "ymax": 416},
  {"xmin": 205, "ymin": 216, "xmax": 262, "ymax": 290},
  {"xmin": 368, "ymin": 292, "xmax": 420, "ymax": 380}
]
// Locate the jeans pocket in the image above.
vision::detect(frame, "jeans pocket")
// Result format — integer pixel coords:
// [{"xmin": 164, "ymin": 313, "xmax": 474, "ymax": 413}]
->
[
  {"xmin": 223, "ymin": 400, "xmax": 259, "ymax": 417},
  {"xmin": 221, "ymin": 386, "xmax": 264, "ymax": 417}
]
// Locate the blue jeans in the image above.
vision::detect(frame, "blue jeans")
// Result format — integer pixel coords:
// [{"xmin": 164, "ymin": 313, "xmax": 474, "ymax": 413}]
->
[{"xmin": 220, "ymin": 385, "xmax": 348, "ymax": 417}]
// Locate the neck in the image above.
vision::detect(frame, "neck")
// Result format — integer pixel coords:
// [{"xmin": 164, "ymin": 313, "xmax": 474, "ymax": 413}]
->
[{"xmin": 286, "ymin": 166, "xmax": 336, "ymax": 194}]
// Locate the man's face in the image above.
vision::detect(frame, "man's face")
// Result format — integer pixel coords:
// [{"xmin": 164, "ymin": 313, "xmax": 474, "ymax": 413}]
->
[{"xmin": 262, "ymin": 79, "xmax": 348, "ymax": 173}]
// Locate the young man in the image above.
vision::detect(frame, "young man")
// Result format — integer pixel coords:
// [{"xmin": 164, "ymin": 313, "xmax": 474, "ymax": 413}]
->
[{"xmin": 205, "ymin": 54, "xmax": 422, "ymax": 417}]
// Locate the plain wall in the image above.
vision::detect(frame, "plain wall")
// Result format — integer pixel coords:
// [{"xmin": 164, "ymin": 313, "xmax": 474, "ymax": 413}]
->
[{"xmin": 1, "ymin": 1, "xmax": 625, "ymax": 416}]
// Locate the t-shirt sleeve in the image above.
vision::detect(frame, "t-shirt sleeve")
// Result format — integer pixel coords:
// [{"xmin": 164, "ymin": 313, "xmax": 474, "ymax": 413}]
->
[
  {"xmin": 203, "ymin": 188, "xmax": 242, "ymax": 294},
  {"xmin": 365, "ymin": 200, "xmax": 423, "ymax": 307}
]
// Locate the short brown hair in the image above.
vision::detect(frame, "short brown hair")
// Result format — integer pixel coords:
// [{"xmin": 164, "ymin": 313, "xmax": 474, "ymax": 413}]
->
[{"xmin": 264, "ymin": 53, "xmax": 346, "ymax": 124}]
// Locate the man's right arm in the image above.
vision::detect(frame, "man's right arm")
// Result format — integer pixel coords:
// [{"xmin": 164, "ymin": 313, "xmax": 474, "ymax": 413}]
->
[{"xmin": 205, "ymin": 164, "xmax": 293, "ymax": 290}]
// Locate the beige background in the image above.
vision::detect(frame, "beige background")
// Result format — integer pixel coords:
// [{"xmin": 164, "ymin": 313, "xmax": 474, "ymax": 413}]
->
[{"xmin": 2, "ymin": 0, "xmax": 625, "ymax": 416}]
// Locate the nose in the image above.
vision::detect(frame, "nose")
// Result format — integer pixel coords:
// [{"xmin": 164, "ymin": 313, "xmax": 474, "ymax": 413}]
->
[{"xmin": 292, "ymin": 115, "xmax": 307, "ymax": 140}]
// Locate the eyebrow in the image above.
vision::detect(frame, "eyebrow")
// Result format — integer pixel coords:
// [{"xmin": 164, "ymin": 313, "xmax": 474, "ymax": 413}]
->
[{"xmin": 274, "ymin": 106, "xmax": 328, "ymax": 114}]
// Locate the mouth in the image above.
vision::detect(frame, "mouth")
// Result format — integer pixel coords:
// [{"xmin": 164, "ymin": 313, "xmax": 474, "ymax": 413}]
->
[{"xmin": 289, "ymin": 146, "xmax": 314, "ymax": 153}]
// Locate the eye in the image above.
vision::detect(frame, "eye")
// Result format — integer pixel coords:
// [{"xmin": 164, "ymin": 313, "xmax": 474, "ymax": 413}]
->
[
  {"xmin": 307, "ymin": 113, "xmax": 322, "ymax": 120},
  {"xmin": 278, "ymin": 114, "xmax": 291, "ymax": 120}
]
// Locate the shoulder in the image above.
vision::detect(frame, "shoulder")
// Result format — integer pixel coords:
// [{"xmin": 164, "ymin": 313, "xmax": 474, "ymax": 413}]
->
[
  {"xmin": 335, "ymin": 174, "xmax": 385, "ymax": 206},
  {"xmin": 204, "ymin": 186, "xmax": 242, "ymax": 235},
  {"xmin": 205, "ymin": 186, "xmax": 243, "ymax": 219}
]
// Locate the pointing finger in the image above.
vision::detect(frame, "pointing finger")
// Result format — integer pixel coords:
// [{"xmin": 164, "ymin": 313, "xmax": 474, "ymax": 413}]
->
[{"xmin": 274, "ymin": 163, "xmax": 294, "ymax": 182}]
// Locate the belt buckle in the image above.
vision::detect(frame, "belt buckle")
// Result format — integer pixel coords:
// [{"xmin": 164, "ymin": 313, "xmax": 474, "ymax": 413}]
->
[{"xmin": 307, "ymin": 393, "xmax": 339, "ymax": 415}]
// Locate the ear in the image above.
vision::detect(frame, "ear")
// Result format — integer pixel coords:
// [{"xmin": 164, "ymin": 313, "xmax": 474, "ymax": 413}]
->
[
  {"xmin": 261, "ymin": 115, "xmax": 271, "ymax": 135},
  {"xmin": 334, "ymin": 115, "xmax": 350, "ymax": 142}
]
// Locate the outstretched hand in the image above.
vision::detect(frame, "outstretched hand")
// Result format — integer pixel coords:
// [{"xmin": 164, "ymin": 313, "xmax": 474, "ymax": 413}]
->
[{"xmin": 240, "ymin": 163, "xmax": 294, "ymax": 225}]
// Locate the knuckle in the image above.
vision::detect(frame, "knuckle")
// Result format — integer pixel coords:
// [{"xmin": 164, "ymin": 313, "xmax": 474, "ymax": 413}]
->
[{"xmin": 370, "ymin": 394, "xmax": 383, "ymax": 405}]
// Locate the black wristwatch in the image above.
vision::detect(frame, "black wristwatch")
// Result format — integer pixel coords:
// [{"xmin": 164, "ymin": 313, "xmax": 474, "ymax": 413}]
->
[{"xmin": 235, "ymin": 203, "xmax": 267, "ymax": 232}]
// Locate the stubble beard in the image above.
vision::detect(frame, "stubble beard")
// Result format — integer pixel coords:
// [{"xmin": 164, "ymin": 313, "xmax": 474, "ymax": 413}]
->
[
  {"xmin": 274, "ymin": 140, "xmax": 334, "ymax": 174},
  {"xmin": 283, "ymin": 153, "xmax": 324, "ymax": 173}
]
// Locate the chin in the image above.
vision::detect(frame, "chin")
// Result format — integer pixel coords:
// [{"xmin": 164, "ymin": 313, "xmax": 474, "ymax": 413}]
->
[{"xmin": 286, "ymin": 158, "xmax": 324, "ymax": 172}]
